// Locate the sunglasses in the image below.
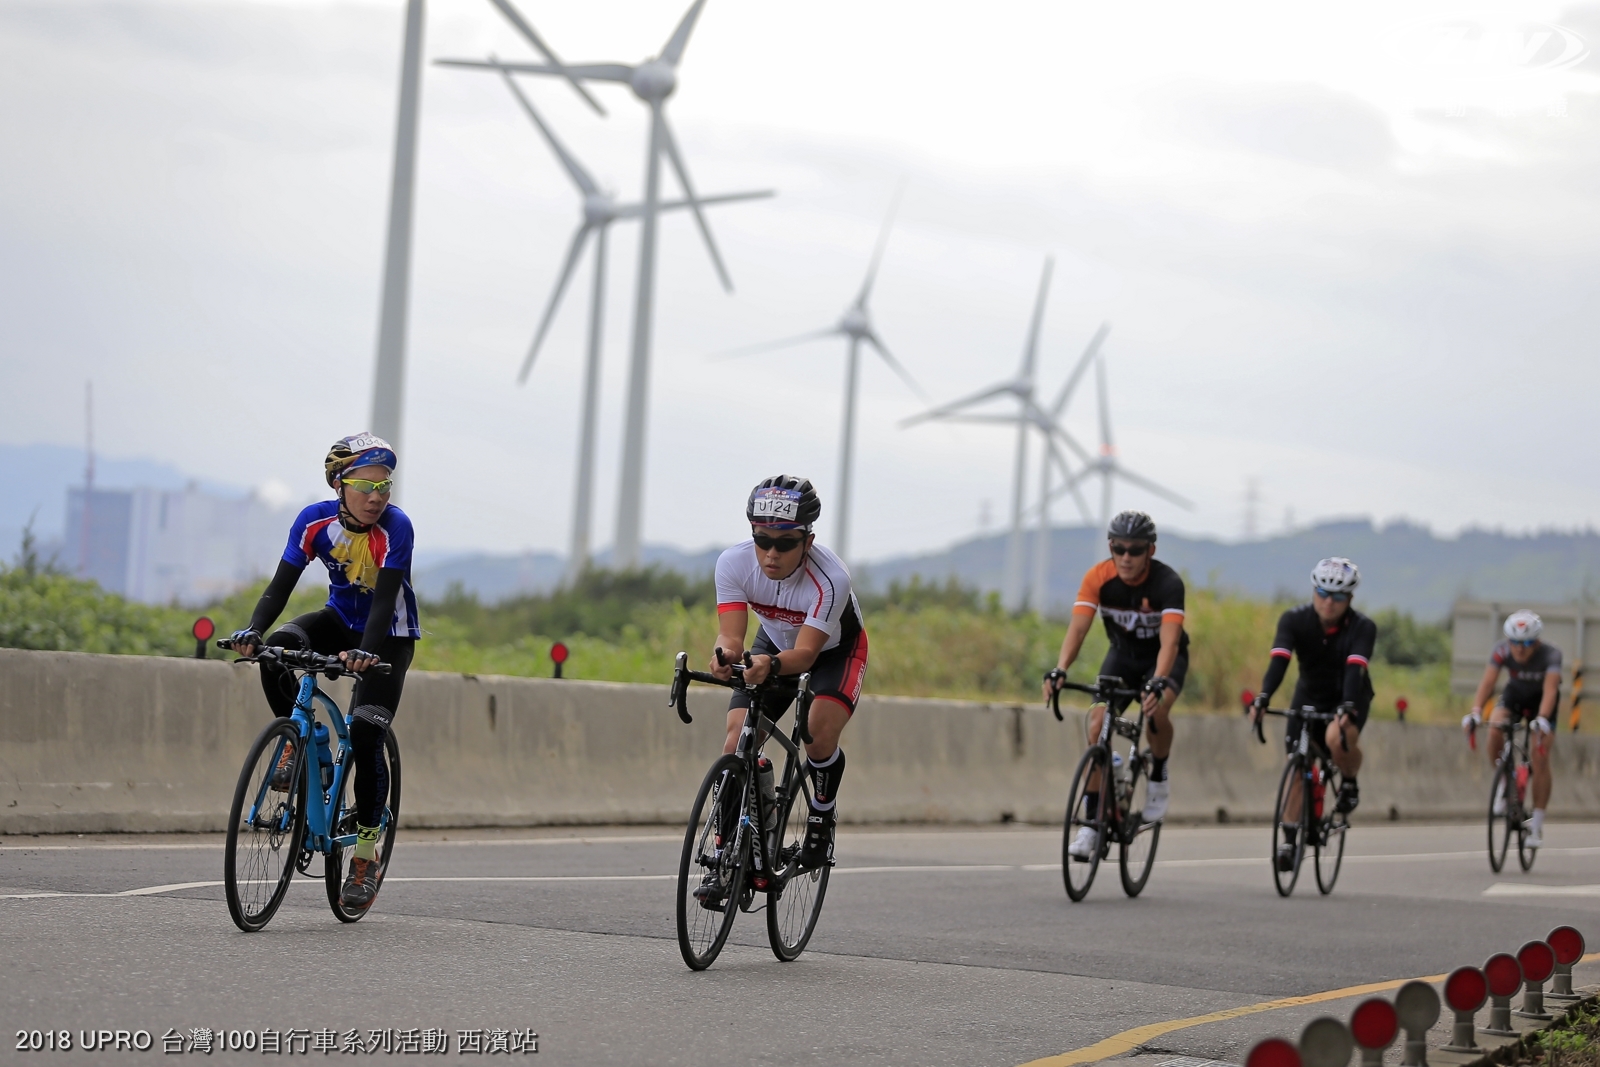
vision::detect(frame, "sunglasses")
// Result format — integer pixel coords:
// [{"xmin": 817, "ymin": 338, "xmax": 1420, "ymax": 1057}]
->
[
  {"xmin": 1314, "ymin": 588, "xmax": 1351, "ymax": 603},
  {"xmin": 753, "ymin": 532, "xmax": 806, "ymax": 553},
  {"xmin": 342, "ymin": 477, "xmax": 393, "ymax": 496},
  {"xmin": 1511, "ymin": 639, "xmax": 1537, "ymax": 648},
  {"xmin": 1109, "ymin": 542, "xmax": 1150, "ymax": 557}
]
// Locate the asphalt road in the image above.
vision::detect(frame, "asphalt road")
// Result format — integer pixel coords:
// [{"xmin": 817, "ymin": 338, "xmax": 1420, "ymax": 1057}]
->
[{"xmin": 5, "ymin": 821, "xmax": 1600, "ymax": 1066}]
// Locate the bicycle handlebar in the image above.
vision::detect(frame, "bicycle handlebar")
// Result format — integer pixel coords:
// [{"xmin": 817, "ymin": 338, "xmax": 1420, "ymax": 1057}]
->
[
  {"xmin": 1042, "ymin": 670, "xmax": 1143, "ymax": 721},
  {"xmin": 218, "ymin": 640, "xmax": 392, "ymax": 677},
  {"xmin": 1248, "ymin": 706, "xmax": 1347, "ymax": 752},
  {"xmin": 669, "ymin": 649, "xmax": 814, "ymax": 745}
]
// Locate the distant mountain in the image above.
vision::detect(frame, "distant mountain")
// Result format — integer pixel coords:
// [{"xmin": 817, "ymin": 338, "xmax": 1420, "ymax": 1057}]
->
[
  {"xmin": 413, "ymin": 520, "xmax": 1600, "ymax": 619},
  {"xmin": 855, "ymin": 520, "xmax": 1600, "ymax": 620}
]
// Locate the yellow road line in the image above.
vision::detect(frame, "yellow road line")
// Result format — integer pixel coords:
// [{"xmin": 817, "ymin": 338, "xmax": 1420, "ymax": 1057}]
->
[{"xmin": 1017, "ymin": 952, "xmax": 1600, "ymax": 1067}]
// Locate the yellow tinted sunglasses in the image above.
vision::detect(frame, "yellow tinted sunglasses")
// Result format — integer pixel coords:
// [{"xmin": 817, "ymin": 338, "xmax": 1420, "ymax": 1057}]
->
[{"xmin": 341, "ymin": 477, "xmax": 393, "ymax": 495}]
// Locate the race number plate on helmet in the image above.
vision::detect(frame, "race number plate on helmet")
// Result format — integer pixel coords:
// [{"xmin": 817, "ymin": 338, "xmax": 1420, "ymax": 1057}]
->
[{"xmin": 751, "ymin": 488, "xmax": 803, "ymax": 524}]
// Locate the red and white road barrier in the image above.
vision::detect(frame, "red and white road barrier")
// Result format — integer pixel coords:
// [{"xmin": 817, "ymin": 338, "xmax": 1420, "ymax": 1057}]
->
[{"xmin": 1440, "ymin": 966, "xmax": 1488, "ymax": 1053}]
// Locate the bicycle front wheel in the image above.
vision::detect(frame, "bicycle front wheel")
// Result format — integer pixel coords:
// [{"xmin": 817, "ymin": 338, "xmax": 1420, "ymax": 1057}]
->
[
  {"xmin": 326, "ymin": 726, "xmax": 402, "ymax": 923},
  {"xmin": 1314, "ymin": 764, "xmax": 1345, "ymax": 895},
  {"xmin": 1119, "ymin": 756, "xmax": 1161, "ymax": 898},
  {"xmin": 1272, "ymin": 758, "xmax": 1307, "ymax": 898},
  {"xmin": 224, "ymin": 718, "xmax": 307, "ymax": 932},
  {"xmin": 767, "ymin": 763, "xmax": 830, "ymax": 962},
  {"xmin": 677, "ymin": 754, "xmax": 749, "ymax": 971},
  {"xmin": 1487, "ymin": 763, "xmax": 1512, "ymax": 873},
  {"xmin": 1062, "ymin": 745, "xmax": 1110, "ymax": 902}
]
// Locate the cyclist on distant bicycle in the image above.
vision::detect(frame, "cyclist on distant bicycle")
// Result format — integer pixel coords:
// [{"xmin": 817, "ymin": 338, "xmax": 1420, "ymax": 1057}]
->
[
  {"xmin": 230, "ymin": 433, "xmax": 419, "ymax": 911},
  {"xmin": 1044, "ymin": 510, "xmax": 1186, "ymax": 860},
  {"xmin": 1463, "ymin": 610, "xmax": 1560, "ymax": 848},
  {"xmin": 703, "ymin": 476, "xmax": 867, "ymax": 895},
  {"xmin": 1248, "ymin": 557, "xmax": 1374, "ymax": 871}
]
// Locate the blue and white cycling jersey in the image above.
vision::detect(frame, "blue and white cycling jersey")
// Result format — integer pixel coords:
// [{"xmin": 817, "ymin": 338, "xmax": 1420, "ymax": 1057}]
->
[{"xmin": 282, "ymin": 500, "xmax": 421, "ymax": 639}]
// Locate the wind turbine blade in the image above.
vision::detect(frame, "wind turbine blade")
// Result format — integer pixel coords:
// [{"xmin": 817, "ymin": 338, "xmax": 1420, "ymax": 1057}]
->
[
  {"xmin": 493, "ymin": 58, "xmax": 598, "ymax": 196},
  {"xmin": 863, "ymin": 331, "xmax": 929, "ymax": 403},
  {"xmin": 659, "ymin": 0, "xmax": 708, "ymax": 64},
  {"xmin": 1095, "ymin": 352, "xmax": 1114, "ymax": 452},
  {"xmin": 484, "ymin": 0, "xmax": 608, "ymax": 114},
  {"xmin": 518, "ymin": 224, "xmax": 592, "ymax": 383},
  {"xmin": 1046, "ymin": 438, "xmax": 1096, "ymax": 525},
  {"xmin": 1019, "ymin": 257, "xmax": 1054, "ymax": 381},
  {"xmin": 434, "ymin": 58, "xmax": 634, "ymax": 81},
  {"xmin": 706, "ymin": 327, "xmax": 839, "ymax": 361},
  {"xmin": 635, "ymin": 189, "xmax": 775, "ymax": 216},
  {"xmin": 1110, "ymin": 464, "xmax": 1195, "ymax": 509},
  {"xmin": 1041, "ymin": 419, "xmax": 1096, "ymax": 467},
  {"xmin": 854, "ymin": 181, "xmax": 904, "ymax": 308},
  {"xmin": 656, "ymin": 109, "xmax": 732, "ymax": 291},
  {"xmin": 898, "ymin": 382, "xmax": 1020, "ymax": 427},
  {"xmin": 1050, "ymin": 321, "xmax": 1110, "ymax": 418}
]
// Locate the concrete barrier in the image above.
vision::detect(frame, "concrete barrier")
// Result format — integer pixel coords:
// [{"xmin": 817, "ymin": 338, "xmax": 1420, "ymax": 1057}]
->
[{"xmin": 4, "ymin": 648, "xmax": 1600, "ymax": 833}]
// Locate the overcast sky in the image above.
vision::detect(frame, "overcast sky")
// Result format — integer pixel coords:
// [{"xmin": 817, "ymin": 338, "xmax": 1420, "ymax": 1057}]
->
[{"xmin": 2, "ymin": 0, "xmax": 1599, "ymax": 561}]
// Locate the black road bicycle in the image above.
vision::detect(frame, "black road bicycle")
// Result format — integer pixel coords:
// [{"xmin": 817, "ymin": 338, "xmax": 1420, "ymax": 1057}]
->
[
  {"xmin": 1252, "ymin": 707, "xmax": 1347, "ymax": 897},
  {"xmin": 668, "ymin": 650, "xmax": 830, "ymax": 971},
  {"xmin": 1046, "ymin": 672, "xmax": 1162, "ymax": 902},
  {"xmin": 1472, "ymin": 715, "xmax": 1539, "ymax": 873}
]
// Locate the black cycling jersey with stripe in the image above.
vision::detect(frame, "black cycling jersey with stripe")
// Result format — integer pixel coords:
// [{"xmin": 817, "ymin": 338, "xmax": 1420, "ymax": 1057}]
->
[
  {"xmin": 1491, "ymin": 639, "xmax": 1561, "ymax": 713},
  {"xmin": 1259, "ymin": 603, "xmax": 1376, "ymax": 711}
]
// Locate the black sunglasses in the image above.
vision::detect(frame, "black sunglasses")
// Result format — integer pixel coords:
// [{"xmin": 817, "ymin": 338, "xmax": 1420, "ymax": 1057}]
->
[
  {"xmin": 1109, "ymin": 542, "xmax": 1150, "ymax": 557},
  {"xmin": 1313, "ymin": 588, "xmax": 1351, "ymax": 603},
  {"xmin": 753, "ymin": 532, "xmax": 807, "ymax": 553}
]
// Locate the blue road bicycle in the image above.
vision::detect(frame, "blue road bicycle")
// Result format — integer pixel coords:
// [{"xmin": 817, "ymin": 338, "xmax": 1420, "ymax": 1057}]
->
[{"xmin": 219, "ymin": 642, "xmax": 401, "ymax": 932}]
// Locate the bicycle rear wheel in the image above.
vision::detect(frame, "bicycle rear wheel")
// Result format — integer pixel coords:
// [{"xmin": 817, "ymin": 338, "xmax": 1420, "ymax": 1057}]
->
[
  {"xmin": 1119, "ymin": 754, "xmax": 1161, "ymax": 898},
  {"xmin": 1062, "ymin": 745, "xmax": 1110, "ymax": 902},
  {"xmin": 1516, "ymin": 769, "xmax": 1537, "ymax": 871},
  {"xmin": 1314, "ymin": 764, "xmax": 1345, "ymax": 895},
  {"xmin": 677, "ymin": 755, "xmax": 749, "ymax": 971},
  {"xmin": 326, "ymin": 727, "xmax": 402, "ymax": 923},
  {"xmin": 224, "ymin": 718, "xmax": 307, "ymax": 932},
  {"xmin": 1487, "ymin": 763, "xmax": 1512, "ymax": 873},
  {"xmin": 1272, "ymin": 758, "xmax": 1308, "ymax": 898},
  {"xmin": 767, "ymin": 763, "xmax": 830, "ymax": 961}
]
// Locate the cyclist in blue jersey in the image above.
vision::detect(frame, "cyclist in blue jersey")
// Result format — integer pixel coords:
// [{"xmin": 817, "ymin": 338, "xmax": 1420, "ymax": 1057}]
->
[{"xmin": 231, "ymin": 433, "xmax": 420, "ymax": 911}]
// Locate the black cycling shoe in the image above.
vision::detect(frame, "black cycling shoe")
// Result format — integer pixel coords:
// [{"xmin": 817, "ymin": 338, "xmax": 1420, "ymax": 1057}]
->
[
  {"xmin": 1275, "ymin": 843, "xmax": 1297, "ymax": 872},
  {"xmin": 341, "ymin": 856, "xmax": 380, "ymax": 910},
  {"xmin": 1335, "ymin": 779, "xmax": 1359, "ymax": 815},
  {"xmin": 798, "ymin": 811, "xmax": 835, "ymax": 871},
  {"xmin": 693, "ymin": 870, "xmax": 729, "ymax": 912}
]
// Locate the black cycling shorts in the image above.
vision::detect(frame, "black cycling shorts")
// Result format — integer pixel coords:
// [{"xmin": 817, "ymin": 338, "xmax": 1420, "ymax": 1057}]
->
[
  {"xmin": 1097, "ymin": 646, "xmax": 1189, "ymax": 712},
  {"xmin": 729, "ymin": 629, "xmax": 869, "ymax": 718},
  {"xmin": 1496, "ymin": 686, "xmax": 1547, "ymax": 720},
  {"xmin": 1284, "ymin": 698, "xmax": 1370, "ymax": 754}
]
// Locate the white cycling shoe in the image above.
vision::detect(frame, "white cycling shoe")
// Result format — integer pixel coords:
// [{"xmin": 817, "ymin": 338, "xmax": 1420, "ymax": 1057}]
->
[
  {"xmin": 1492, "ymin": 780, "xmax": 1506, "ymax": 817},
  {"xmin": 1067, "ymin": 826, "xmax": 1099, "ymax": 861},
  {"xmin": 1142, "ymin": 780, "xmax": 1170, "ymax": 823}
]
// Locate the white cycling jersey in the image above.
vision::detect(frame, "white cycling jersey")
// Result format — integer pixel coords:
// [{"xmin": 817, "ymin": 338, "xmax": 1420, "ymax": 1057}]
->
[{"xmin": 714, "ymin": 540, "xmax": 860, "ymax": 652}]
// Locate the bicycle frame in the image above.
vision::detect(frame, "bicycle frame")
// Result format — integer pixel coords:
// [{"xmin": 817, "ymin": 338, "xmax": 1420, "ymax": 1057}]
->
[{"xmin": 1272, "ymin": 707, "xmax": 1344, "ymax": 838}]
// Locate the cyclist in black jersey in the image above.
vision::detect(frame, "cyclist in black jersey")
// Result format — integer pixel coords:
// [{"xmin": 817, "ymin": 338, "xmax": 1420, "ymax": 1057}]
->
[
  {"xmin": 1045, "ymin": 511, "xmax": 1186, "ymax": 858},
  {"xmin": 1248, "ymin": 557, "xmax": 1373, "ymax": 871},
  {"xmin": 1463, "ymin": 610, "xmax": 1560, "ymax": 847}
]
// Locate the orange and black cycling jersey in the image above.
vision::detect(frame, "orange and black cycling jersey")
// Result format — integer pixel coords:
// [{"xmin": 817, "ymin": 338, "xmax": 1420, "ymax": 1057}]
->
[{"xmin": 1073, "ymin": 557, "xmax": 1189, "ymax": 661}]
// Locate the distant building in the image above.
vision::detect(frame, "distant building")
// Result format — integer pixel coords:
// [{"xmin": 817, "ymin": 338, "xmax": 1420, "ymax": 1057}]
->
[{"xmin": 65, "ymin": 484, "xmax": 303, "ymax": 605}]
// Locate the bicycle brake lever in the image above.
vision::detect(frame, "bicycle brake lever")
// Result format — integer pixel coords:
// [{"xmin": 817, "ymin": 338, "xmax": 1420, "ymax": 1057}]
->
[
  {"xmin": 1050, "ymin": 690, "xmax": 1063, "ymax": 722},
  {"xmin": 1253, "ymin": 715, "xmax": 1265, "ymax": 745},
  {"xmin": 671, "ymin": 651, "xmax": 692, "ymax": 724}
]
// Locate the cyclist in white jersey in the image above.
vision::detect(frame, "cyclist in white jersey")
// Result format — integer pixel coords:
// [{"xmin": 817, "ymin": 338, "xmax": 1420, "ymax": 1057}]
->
[{"xmin": 710, "ymin": 476, "xmax": 868, "ymax": 870}]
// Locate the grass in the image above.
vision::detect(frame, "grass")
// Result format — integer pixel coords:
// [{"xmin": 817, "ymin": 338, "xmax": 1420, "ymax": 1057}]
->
[
  {"xmin": 0, "ymin": 534, "xmax": 1462, "ymax": 722},
  {"xmin": 1495, "ymin": 1002, "xmax": 1600, "ymax": 1067}
]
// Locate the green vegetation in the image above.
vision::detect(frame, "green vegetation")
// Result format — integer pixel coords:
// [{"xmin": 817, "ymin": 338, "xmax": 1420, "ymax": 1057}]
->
[
  {"xmin": 0, "ymin": 534, "xmax": 1462, "ymax": 722},
  {"xmin": 1506, "ymin": 1002, "xmax": 1600, "ymax": 1067}
]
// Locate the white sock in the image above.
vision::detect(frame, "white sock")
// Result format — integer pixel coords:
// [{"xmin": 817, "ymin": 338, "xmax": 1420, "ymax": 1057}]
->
[{"xmin": 1531, "ymin": 809, "xmax": 1546, "ymax": 834}]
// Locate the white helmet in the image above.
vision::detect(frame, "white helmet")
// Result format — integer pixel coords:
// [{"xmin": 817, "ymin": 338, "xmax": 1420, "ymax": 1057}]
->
[
  {"xmin": 1504, "ymin": 610, "xmax": 1543, "ymax": 642},
  {"xmin": 1311, "ymin": 557, "xmax": 1360, "ymax": 595}
]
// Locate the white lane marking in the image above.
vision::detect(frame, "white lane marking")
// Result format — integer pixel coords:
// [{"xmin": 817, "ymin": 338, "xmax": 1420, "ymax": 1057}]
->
[
  {"xmin": 1482, "ymin": 883, "xmax": 1600, "ymax": 897},
  {"xmin": 0, "ymin": 881, "xmax": 226, "ymax": 899},
  {"xmin": 0, "ymin": 835, "xmax": 682, "ymax": 853},
  {"xmin": 829, "ymin": 865, "xmax": 1015, "ymax": 875}
]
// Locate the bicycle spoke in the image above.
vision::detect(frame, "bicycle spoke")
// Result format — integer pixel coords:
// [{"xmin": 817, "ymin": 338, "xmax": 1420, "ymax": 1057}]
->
[
  {"xmin": 677, "ymin": 756, "xmax": 748, "ymax": 970},
  {"xmin": 225, "ymin": 720, "xmax": 306, "ymax": 932},
  {"xmin": 768, "ymin": 764, "xmax": 830, "ymax": 961}
]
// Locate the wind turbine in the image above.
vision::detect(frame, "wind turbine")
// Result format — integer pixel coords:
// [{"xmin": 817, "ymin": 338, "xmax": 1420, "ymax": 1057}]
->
[
  {"xmin": 711, "ymin": 191, "xmax": 924, "ymax": 563},
  {"xmin": 464, "ymin": 61, "xmax": 771, "ymax": 584},
  {"xmin": 439, "ymin": 0, "xmax": 755, "ymax": 569},
  {"xmin": 902, "ymin": 258, "xmax": 1059, "ymax": 612}
]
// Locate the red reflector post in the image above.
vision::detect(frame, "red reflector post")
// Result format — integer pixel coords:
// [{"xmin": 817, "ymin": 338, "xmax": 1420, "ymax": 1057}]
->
[
  {"xmin": 1246, "ymin": 1037, "xmax": 1302, "ymax": 1067},
  {"xmin": 1441, "ymin": 967, "xmax": 1488, "ymax": 1053},
  {"xmin": 1350, "ymin": 998, "xmax": 1398, "ymax": 1061},
  {"xmin": 1548, "ymin": 926, "xmax": 1585, "ymax": 999},
  {"xmin": 1482, "ymin": 953, "xmax": 1522, "ymax": 1035},
  {"xmin": 191, "ymin": 616, "xmax": 215, "ymax": 659},
  {"xmin": 550, "ymin": 641, "xmax": 569, "ymax": 679},
  {"xmin": 1516, "ymin": 940, "xmax": 1556, "ymax": 1020}
]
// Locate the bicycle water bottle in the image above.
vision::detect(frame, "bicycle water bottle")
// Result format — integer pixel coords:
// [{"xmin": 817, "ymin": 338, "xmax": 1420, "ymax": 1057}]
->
[
  {"xmin": 757, "ymin": 756, "xmax": 777, "ymax": 837},
  {"xmin": 1516, "ymin": 764, "xmax": 1529, "ymax": 804},
  {"xmin": 312, "ymin": 722, "xmax": 334, "ymax": 790},
  {"xmin": 1311, "ymin": 764, "xmax": 1325, "ymax": 820},
  {"xmin": 1112, "ymin": 752, "xmax": 1131, "ymax": 800}
]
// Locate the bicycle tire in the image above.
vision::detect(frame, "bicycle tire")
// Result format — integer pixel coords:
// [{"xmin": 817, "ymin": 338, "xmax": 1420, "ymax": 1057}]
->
[
  {"xmin": 767, "ymin": 763, "xmax": 830, "ymax": 961},
  {"xmin": 1517, "ymin": 772, "xmax": 1537, "ymax": 871},
  {"xmin": 1271, "ymin": 757, "xmax": 1307, "ymax": 897},
  {"xmin": 325, "ymin": 727, "xmax": 402, "ymax": 923},
  {"xmin": 1118, "ymin": 753, "xmax": 1161, "ymax": 897},
  {"xmin": 1488, "ymin": 763, "xmax": 1512, "ymax": 873},
  {"xmin": 224, "ymin": 718, "xmax": 308, "ymax": 932},
  {"xmin": 1314, "ymin": 763, "xmax": 1345, "ymax": 895},
  {"xmin": 677, "ymin": 755, "xmax": 749, "ymax": 970},
  {"xmin": 1062, "ymin": 744, "xmax": 1110, "ymax": 902}
]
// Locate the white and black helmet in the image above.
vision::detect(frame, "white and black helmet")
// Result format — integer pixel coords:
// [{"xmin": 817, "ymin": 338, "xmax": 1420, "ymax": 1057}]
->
[
  {"xmin": 1504, "ymin": 610, "xmax": 1543, "ymax": 642},
  {"xmin": 1311, "ymin": 557, "xmax": 1359, "ymax": 595}
]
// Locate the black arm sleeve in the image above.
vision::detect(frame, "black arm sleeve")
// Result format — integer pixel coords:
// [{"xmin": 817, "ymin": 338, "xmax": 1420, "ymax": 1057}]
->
[
  {"xmin": 356, "ymin": 568, "xmax": 405, "ymax": 653},
  {"xmin": 248, "ymin": 559, "xmax": 307, "ymax": 636},
  {"xmin": 1343, "ymin": 615, "xmax": 1378, "ymax": 704},
  {"xmin": 1259, "ymin": 610, "xmax": 1295, "ymax": 699}
]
